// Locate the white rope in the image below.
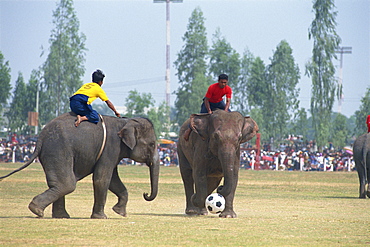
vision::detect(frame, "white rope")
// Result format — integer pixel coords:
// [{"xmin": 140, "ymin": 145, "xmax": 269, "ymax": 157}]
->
[{"xmin": 96, "ymin": 114, "xmax": 107, "ymax": 162}]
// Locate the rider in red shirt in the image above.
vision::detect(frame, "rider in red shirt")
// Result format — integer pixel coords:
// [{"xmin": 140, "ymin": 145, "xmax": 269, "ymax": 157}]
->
[
  {"xmin": 184, "ymin": 74, "xmax": 232, "ymax": 141},
  {"xmin": 367, "ymin": 115, "xmax": 370, "ymax": 133},
  {"xmin": 200, "ymin": 74, "xmax": 232, "ymax": 113}
]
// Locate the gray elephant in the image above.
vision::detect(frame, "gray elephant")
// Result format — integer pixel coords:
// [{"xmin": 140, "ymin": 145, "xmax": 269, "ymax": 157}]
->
[
  {"xmin": 353, "ymin": 132, "xmax": 370, "ymax": 198},
  {"xmin": 0, "ymin": 112, "xmax": 159, "ymax": 218},
  {"xmin": 177, "ymin": 110, "xmax": 258, "ymax": 218}
]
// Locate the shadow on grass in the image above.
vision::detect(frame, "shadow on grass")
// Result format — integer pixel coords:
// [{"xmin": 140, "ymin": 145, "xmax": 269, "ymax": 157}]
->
[
  {"xmin": 324, "ymin": 196, "xmax": 359, "ymax": 199},
  {"xmin": 132, "ymin": 213, "xmax": 197, "ymax": 217}
]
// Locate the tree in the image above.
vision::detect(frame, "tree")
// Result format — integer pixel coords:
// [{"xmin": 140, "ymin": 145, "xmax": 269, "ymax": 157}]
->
[
  {"xmin": 354, "ymin": 87, "xmax": 370, "ymax": 136},
  {"xmin": 330, "ymin": 113, "xmax": 348, "ymax": 149},
  {"xmin": 6, "ymin": 73, "xmax": 28, "ymax": 133},
  {"xmin": 246, "ymin": 57, "xmax": 269, "ymax": 138},
  {"xmin": 235, "ymin": 48, "xmax": 254, "ymax": 115},
  {"xmin": 306, "ymin": 0, "xmax": 341, "ymax": 149},
  {"xmin": 147, "ymin": 101, "xmax": 170, "ymax": 138},
  {"xmin": 0, "ymin": 52, "xmax": 11, "ymax": 126},
  {"xmin": 125, "ymin": 90, "xmax": 154, "ymax": 118},
  {"xmin": 40, "ymin": 0, "xmax": 86, "ymax": 125},
  {"xmin": 208, "ymin": 28, "xmax": 240, "ymax": 90},
  {"xmin": 291, "ymin": 108, "xmax": 309, "ymax": 140},
  {"xmin": 174, "ymin": 7, "xmax": 210, "ymax": 126},
  {"xmin": 266, "ymin": 40, "xmax": 300, "ymax": 140}
]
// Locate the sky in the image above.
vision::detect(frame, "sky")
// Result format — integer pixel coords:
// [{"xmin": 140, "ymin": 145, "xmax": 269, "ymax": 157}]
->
[{"xmin": 0, "ymin": 0, "xmax": 369, "ymax": 118}]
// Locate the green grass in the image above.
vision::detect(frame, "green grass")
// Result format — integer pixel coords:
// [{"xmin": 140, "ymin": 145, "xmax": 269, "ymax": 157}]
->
[{"xmin": 0, "ymin": 163, "xmax": 369, "ymax": 246}]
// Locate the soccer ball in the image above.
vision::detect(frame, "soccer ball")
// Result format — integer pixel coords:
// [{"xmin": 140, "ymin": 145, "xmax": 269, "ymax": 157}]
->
[{"xmin": 205, "ymin": 193, "xmax": 225, "ymax": 214}]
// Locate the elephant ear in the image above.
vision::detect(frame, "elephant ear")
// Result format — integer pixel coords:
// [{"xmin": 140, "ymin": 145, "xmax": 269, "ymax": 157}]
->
[
  {"xmin": 118, "ymin": 124, "xmax": 137, "ymax": 150},
  {"xmin": 241, "ymin": 116, "xmax": 259, "ymax": 143},
  {"xmin": 190, "ymin": 113, "xmax": 210, "ymax": 141}
]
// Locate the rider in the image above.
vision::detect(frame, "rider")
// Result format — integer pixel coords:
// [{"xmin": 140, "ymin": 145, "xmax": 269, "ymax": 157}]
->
[
  {"xmin": 367, "ymin": 115, "xmax": 370, "ymax": 133},
  {"xmin": 183, "ymin": 74, "xmax": 232, "ymax": 141},
  {"xmin": 70, "ymin": 69, "xmax": 120, "ymax": 127}
]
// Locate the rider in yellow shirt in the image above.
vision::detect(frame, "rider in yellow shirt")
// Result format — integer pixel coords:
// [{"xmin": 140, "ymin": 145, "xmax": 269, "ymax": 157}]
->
[{"xmin": 70, "ymin": 69, "xmax": 120, "ymax": 127}]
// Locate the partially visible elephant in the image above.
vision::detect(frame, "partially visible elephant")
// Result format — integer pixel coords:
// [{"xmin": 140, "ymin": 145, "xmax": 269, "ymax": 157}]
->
[
  {"xmin": 0, "ymin": 112, "xmax": 159, "ymax": 218},
  {"xmin": 353, "ymin": 132, "xmax": 370, "ymax": 198},
  {"xmin": 177, "ymin": 110, "xmax": 258, "ymax": 218}
]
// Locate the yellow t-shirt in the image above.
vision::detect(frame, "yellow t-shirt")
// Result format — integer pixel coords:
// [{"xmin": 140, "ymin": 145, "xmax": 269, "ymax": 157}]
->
[{"xmin": 73, "ymin": 82, "xmax": 109, "ymax": 105}]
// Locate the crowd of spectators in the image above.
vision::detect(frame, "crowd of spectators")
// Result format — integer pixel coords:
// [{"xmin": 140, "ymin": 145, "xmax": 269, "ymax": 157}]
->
[
  {"xmin": 1, "ymin": 134, "xmax": 355, "ymax": 172},
  {"xmin": 0, "ymin": 134, "xmax": 37, "ymax": 163}
]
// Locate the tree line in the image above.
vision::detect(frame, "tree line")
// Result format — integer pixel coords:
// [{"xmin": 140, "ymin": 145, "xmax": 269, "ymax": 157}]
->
[{"xmin": 0, "ymin": 0, "xmax": 369, "ymax": 150}]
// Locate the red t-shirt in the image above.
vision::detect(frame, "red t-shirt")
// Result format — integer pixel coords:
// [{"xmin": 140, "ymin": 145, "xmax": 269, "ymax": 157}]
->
[
  {"xmin": 367, "ymin": 115, "xmax": 370, "ymax": 132},
  {"xmin": 204, "ymin": 83, "xmax": 232, "ymax": 103}
]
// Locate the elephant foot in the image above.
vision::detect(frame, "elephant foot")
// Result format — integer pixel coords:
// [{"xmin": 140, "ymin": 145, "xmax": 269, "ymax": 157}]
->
[
  {"xmin": 199, "ymin": 208, "xmax": 208, "ymax": 215},
  {"xmin": 185, "ymin": 207, "xmax": 199, "ymax": 215},
  {"xmin": 112, "ymin": 205, "xmax": 127, "ymax": 217},
  {"xmin": 219, "ymin": 210, "xmax": 237, "ymax": 218},
  {"xmin": 28, "ymin": 202, "xmax": 44, "ymax": 218},
  {"xmin": 367, "ymin": 191, "xmax": 370, "ymax": 198},
  {"xmin": 52, "ymin": 212, "xmax": 70, "ymax": 219},
  {"xmin": 91, "ymin": 212, "xmax": 108, "ymax": 219}
]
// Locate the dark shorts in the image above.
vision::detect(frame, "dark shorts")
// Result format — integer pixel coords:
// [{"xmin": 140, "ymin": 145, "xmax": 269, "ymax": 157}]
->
[
  {"xmin": 69, "ymin": 94, "xmax": 99, "ymax": 124},
  {"xmin": 200, "ymin": 99, "xmax": 231, "ymax": 113}
]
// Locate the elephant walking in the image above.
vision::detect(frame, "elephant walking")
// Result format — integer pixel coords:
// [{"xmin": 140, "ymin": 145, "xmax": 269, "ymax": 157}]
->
[
  {"xmin": 177, "ymin": 110, "xmax": 258, "ymax": 218},
  {"xmin": 0, "ymin": 112, "xmax": 159, "ymax": 218},
  {"xmin": 353, "ymin": 132, "xmax": 370, "ymax": 198}
]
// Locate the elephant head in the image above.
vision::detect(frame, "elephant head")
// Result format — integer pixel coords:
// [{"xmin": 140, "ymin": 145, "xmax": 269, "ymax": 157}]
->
[
  {"xmin": 118, "ymin": 117, "xmax": 159, "ymax": 201},
  {"xmin": 189, "ymin": 110, "xmax": 258, "ymax": 197}
]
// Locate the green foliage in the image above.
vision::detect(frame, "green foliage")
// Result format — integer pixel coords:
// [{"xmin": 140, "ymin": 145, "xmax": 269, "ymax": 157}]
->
[
  {"xmin": 234, "ymin": 48, "xmax": 254, "ymax": 115},
  {"xmin": 0, "ymin": 52, "xmax": 11, "ymax": 125},
  {"xmin": 291, "ymin": 108, "xmax": 309, "ymax": 139},
  {"xmin": 39, "ymin": 0, "xmax": 86, "ymax": 124},
  {"xmin": 209, "ymin": 28, "xmax": 241, "ymax": 90},
  {"xmin": 5, "ymin": 73, "xmax": 29, "ymax": 133},
  {"xmin": 354, "ymin": 86, "xmax": 370, "ymax": 136},
  {"xmin": 125, "ymin": 90, "xmax": 154, "ymax": 118},
  {"xmin": 266, "ymin": 40, "xmax": 301, "ymax": 140},
  {"xmin": 306, "ymin": 0, "xmax": 341, "ymax": 150},
  {"xmin": 147, "ymin": 101, "xmax": 170, "ymax": 138},
  {"xmin": 329, "ymin": 113, "xmax": 348, "ymax": 148},
  {"xmin": 174, "ymin": 7, "xmax": 210, "ymax": 126}
]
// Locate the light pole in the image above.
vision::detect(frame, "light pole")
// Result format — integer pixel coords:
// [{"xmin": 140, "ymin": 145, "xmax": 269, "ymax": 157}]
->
[
  {"xmin": 154, "ymin": 0, "xmax": 183, "ymax": 108},
  {"xmin": 335, "ymin": 46, "xmax": 352, "ymax": 114}
]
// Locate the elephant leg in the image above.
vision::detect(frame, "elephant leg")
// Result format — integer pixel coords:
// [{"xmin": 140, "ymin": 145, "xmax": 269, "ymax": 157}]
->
[
  {"xmin": 191, "ymin": 166, "xmax": 209, "ymax": 212},
  {"xmin": 178, "ymin": 151, "xmax": 198, "ymax": 215},
  {"xmin": 91, "ymin": 166, "xmax": 113, "ymax": 219},
  {"xmin": 109, "ymin": 167, "xmax": 128, "ymax": 217},
  {"xmin": 207, "ymin": 177, "xmax": 222, "ymax": 195},
  {"xmin": 219, "ymin": 164, "xmax": 238, "ymax": 218},
  {"xmin": 28, "ymin": 164, "xmax": 76, "ymax": 218},
  {"xmin": 52, "ymin": 196, "xmax": 70, "ymax": 218},
  {"xmin": 357, "ymin": 165, "xmax": 366, "ymax": 198}
]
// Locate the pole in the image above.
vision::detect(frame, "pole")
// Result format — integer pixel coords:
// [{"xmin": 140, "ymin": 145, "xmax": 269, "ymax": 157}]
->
[
  {"xmin": 165, "ymin": 0, "xmax": 170, "ymax": 108},
  {"xmin": 336, "ymin": 46, "xmax": 352, "ymax": 114},
  {"xmin": 154, "ymin": 0, "xmax": 183, "ymax": 108}
]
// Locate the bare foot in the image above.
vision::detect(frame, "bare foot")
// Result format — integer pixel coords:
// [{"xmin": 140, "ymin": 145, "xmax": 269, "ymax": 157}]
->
[{"xmin": 75, "ymin": 115, "xmax": 82, "ymax": 127}]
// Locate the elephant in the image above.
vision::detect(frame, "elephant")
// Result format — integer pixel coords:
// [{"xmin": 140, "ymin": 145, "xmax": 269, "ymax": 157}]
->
[
  {"xmin": 177, "ymin": 110, "xmax": 258, "ymax": 218},
  {"xmin": 353, "ymin": 132, "xmax": 370, "ymax": 198},
  {"xmin": 0, "ymin": 112, "xmax": 159, "ymax": 219}
]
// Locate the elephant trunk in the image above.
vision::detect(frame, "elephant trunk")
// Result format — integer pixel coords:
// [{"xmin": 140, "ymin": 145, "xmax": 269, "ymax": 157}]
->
[
  {"xmin": 143, "ymin": 152, "xmax": 160, "ymax": 201},
  {"xmin": 217, "ymin": 150, "xmax": 238, "ymax": 198}
]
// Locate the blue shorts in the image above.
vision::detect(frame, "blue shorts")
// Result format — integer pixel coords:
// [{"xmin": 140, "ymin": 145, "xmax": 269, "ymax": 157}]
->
[
  {"xmin": 200, "ymin": 99, "xmax": 231, "ymax": 113},
  {"xmin": 69, "ymin": 94, "xmax": 99, "ymax": 124}
]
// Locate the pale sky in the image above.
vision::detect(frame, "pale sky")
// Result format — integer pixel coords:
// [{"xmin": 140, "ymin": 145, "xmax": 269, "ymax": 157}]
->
[{"xmin": 1, "ymin": 0, "xmax": 369, "ymax": 117}]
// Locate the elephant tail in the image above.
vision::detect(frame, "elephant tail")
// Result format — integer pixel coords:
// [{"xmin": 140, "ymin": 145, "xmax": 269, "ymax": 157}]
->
[{"xmin": 0, "ymin": 139, "xmax": 42, "ymax": 181}]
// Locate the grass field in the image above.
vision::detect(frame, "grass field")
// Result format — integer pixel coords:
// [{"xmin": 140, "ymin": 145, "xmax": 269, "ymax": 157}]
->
[{"xmin": 0, "ymin": 162, "xmax": 369, "ymax": 246}]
